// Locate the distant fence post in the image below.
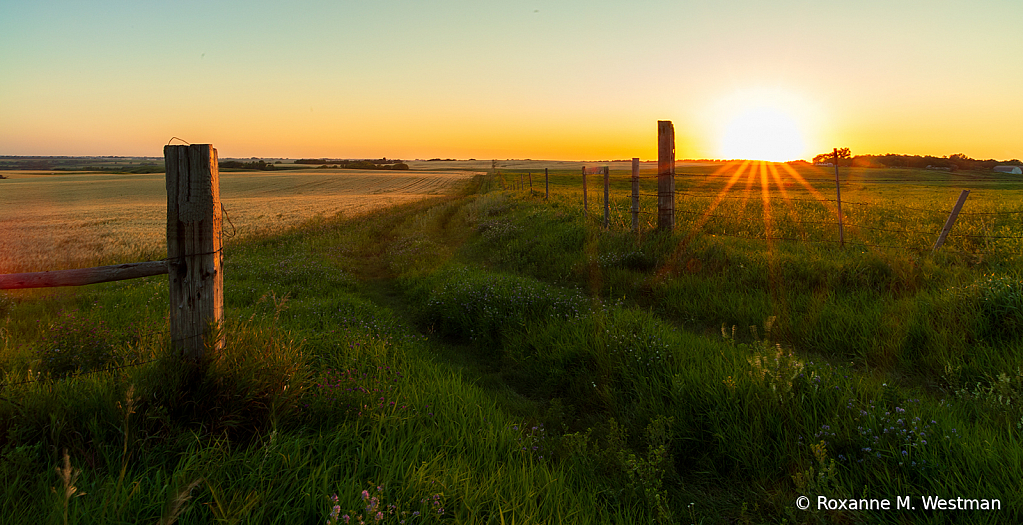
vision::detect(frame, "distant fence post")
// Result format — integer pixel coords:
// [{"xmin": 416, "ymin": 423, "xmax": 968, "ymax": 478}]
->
[
  {"xmin": 165, "ymin": 144, "xmax": 224, "ymax": 362},
  {"xmin": 933, "ymin": 190, "xmax": 970, "ymax": 252},
  {"xmin": 582, "ymin": 166, "xmax": 588, "ymax": 215},
  {"xmin": 631, "ymin": 158, "xmax": 639, "ymax": 232},
  {"xmin": 658, "ymin": 121, "xmax": 675, "ymax": 231},
  {"xmin": 834, "ymin": 148, "xmax": 845, "ymax": 247},
  {"xmin": 603, "ymin": 166, "xmax": 610, "ymax": 228},
  {"xmin": 545, "ymin": 168, "xmax": 549, "ymax": 200}
]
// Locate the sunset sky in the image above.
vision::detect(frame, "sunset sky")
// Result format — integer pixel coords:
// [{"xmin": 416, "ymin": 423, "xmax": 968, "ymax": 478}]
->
[{"xmin": 2, "ymin": 0, "xmax": 1021, "ymax": 161}]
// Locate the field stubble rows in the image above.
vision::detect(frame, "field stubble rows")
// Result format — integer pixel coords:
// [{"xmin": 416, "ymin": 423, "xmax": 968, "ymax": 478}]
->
[{"xmin": 0, "ymin": 168, "xmax": 480, "ymax": 274}]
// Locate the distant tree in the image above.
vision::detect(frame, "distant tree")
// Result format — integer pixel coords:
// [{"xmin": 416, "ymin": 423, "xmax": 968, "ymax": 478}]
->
[{"xmin": 812, "ymin": 148, "xmax": 851, "ymax": 166}]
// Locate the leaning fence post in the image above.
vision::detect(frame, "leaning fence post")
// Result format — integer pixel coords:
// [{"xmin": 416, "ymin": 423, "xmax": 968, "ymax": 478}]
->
[
  {"xmin": 631, "ymin": 158, "xmax": 639, "ymax": 232},
  {"xmin": 603, "ymin": 166, "xmax": 610, "ymax": 228},
  {"xmin": 165, "ymin": 144, "xmax": 224, "ymax": 362},
  {"xmin": 933, "ymin": 190, "xmax": 970, "ymax": 252},
  {"xmin": 657, "ymin": 121, "xmax": 675, "ymax": 231},
  {"xmin": 545, "ymin": 168, "xmax": 549, "ymax": 200}
]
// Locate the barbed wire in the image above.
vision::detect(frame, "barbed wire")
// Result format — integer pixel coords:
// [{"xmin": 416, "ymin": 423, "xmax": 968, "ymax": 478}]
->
[
  {"xmin": 958, "ymin": 233, "xmax": 1023, "ymax": 240},
  {"xmin": 692, "ymin": 231, "xmax": 912, "ymax": 251},
  {"xmin": 1, "ymin": 343, "xmax": 169, "ymax": 390},
  {"xmin": 555, "ymin": 170, "xmax": 1023, "ymax": 185},
  {"xmin": 959, "ymin": 210, "xmax": 1023, "ymax": 216},
  {"xmin": 842, "ymin": 222, "xmax": 941, "ymax": 237},
  {"xmin": 555, "ymin": 180, "xmax": 1023, "ymax": 219},
  {"xmin": 537, "ymin": 178, "xmax": 1021, "ymax": 253}
]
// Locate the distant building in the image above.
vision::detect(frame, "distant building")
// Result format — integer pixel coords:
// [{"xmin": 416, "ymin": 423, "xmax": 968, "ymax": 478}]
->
[{"xmin": 993, "ymin": 165, "xmax": 1023, "ymax": 175}]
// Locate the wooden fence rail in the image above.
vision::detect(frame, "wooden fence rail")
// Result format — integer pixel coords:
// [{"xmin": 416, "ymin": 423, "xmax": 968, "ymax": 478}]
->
[
  {"xmin": 0, "ymin": 261, "xmax": 168, "ymax": 290},
  {"xmin": 0, "ymin": 144, "xmax": 224, "ymax": 361}
]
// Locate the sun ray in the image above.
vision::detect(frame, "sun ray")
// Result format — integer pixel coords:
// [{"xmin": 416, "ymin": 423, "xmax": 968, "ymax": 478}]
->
[
  {"xmin": 680, "ymin": 160, "xmax": 748, "ymax": 195},
  {"xmin": 767, "ymin": 162, "xmax": 808, "ymax": 242},
  {"xmin": 759, "ymin": 161, "xmax": 773, "ymax": 241},
  {"xmin": 759, "ymin": 161, "xmax": 789, "ymax": 318},
  {"xmin": 779, "ymin": 162, "xmax": 846, "ymax": 239},
  {"xmin": 778, "ymin": 163, "xmax": 893, "ymax": 253},
  {"xmin": 736, "ymin": 161, "xmax": 759, "ymax": 227},
  {"xmin": 699, "ymin": 160, "xmax": 752, "ymax": 230},
  {"xmin": 659, "ymin": 161, "xmax": 752, "ymax": 277}
]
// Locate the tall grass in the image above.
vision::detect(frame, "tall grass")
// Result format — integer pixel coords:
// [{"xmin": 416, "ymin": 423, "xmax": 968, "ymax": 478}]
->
[{"xmin": 2, "ymin": 169, "xmax": 1022, "ymax": 523}]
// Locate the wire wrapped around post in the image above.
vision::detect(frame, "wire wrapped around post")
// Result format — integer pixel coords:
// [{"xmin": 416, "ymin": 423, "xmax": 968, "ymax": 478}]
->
[{"xmin": 164, "ymin": 144, "xmax": 224, "ymax": 362}]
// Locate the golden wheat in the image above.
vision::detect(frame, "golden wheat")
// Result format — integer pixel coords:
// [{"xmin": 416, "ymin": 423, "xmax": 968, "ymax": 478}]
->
[{"xmin": 0, "ymin": 169, "xmax": 477, "ymax": 273}]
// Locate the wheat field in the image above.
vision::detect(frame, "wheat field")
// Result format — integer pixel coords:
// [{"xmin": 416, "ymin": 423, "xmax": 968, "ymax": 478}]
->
[{"xmin": 0, "ymin": 168, "xmax": 479, "ymax": 274}]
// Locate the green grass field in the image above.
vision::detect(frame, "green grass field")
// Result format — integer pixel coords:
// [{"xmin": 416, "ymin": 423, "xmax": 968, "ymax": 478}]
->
[{"xmin": 1, "ymin": 164, "xmax": 1022, "ymax": 524}]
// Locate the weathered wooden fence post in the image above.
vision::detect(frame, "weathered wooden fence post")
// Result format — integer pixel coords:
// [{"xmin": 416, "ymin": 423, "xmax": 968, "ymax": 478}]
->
[
  {"xmin": 582, "ymin": 166, "xmax": 588, "ymax": 215},
  {"xmin": 545, "ymin": 168, "xmax": 549, "ymax": 200},
  {"xmin": 528, "ymin": 172, "xmax": 532, "ymax": 193},
  {"xmin": 834, "ymin": 148, "xmax": 845, "ymax": 247},
  {"xmin": 631, "ymin": 158, "xmax": 640, "ymax": 232},
  {"xmin": 164, "ymin": 144, "xmax": 224, "ymax": 362},
  {"xmin": 603, "ymin": 166, "xmax": 610, "ymax": 228},
  {"xmin": 933, "ymin": 190, "xmax": 970, "ymax": 252},
  {"xmin": 658, "ymin": 121, "xmax": 675, "ymax": 231}
]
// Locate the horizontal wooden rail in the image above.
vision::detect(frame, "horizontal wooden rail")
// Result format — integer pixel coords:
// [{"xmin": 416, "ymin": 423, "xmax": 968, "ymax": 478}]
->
[{"xmin": 0, "ymin": 261, "xmax": 168, "ymax": 290}]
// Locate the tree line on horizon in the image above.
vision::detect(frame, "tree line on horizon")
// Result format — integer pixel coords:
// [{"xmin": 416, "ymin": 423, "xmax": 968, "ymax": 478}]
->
[
  {"xmin": 219, "ymin": 159, "xmax": 279, "ymax": 171},
  {"xmin": 295, "ymin": 158, "xmax": 409, "ymax": 170},
  {"xmin": 809, "ymin": 151, "xmax": 1022, "ymax": 171}
]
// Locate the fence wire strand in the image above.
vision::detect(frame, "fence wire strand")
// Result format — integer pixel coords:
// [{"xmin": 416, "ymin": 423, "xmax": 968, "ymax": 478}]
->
[{"xmin": 525, "ymin": 170, "xmax": 1021, "ymax": 256}]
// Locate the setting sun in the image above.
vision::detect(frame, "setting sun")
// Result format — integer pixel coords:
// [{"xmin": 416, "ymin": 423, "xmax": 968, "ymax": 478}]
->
[{"xmin": 719, "ymin": 107, "xmax": 806, "ymax": 162}]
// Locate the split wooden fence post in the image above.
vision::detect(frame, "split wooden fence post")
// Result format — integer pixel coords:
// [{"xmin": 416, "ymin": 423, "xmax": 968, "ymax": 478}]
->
[
  {"xmin": 164, "ymin": 144, "xmax": 224, "ymax": 362},
  {"xmin": 834, "ymin": 148, "xmax": 845, "ymax": 247},
  {"xmin": 658, "ymin": 121, "xmax": 675, "ymax": 231},
  {"xmin": 631, "ymin": 158, "xmax": 639, "ymax": 232},
  {"xmin": 933, "ymin": 190, "xmax": 970, "ymax": 251},
  {"xmin": 603, "ymin": 166, "xmax": 610, "ymax": 228}
]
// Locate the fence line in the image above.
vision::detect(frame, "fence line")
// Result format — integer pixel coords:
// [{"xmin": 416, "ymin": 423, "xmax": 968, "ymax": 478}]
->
[{"xmin": 497, "ymin": 165, "xmax": 1021, "ymax": 256}]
